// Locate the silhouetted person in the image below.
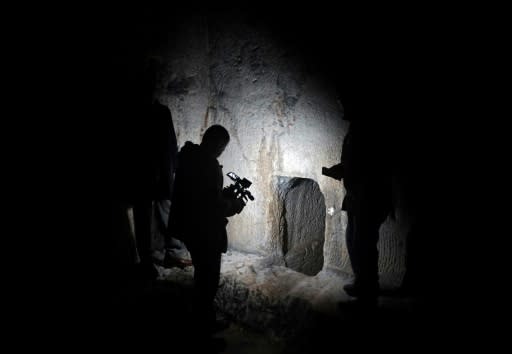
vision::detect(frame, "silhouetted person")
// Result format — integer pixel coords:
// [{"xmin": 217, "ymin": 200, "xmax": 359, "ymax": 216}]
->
[
  {"xmin": 323, "ymin": 100, "xmax": 393, "ymax": 301},
  {"xmin": 129, "ymin": 57, "xmax": 184, "ymax": 280},
  {"xmin": 168, "ymin": 125, "xmax": 246, "ymax": 338}
]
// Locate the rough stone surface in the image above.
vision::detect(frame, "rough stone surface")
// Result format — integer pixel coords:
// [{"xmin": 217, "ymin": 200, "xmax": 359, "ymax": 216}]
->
[
  {"xmin": 131, "ymin": 11, "xmax": 411, "ymax": 286},
  {"xmin": 158, "ymin": 250, "xmax": 411, "ymax": 339},
  {"xmin": 158, "ymin": 250, "xmax": 350, "ymax": 338},
  {"xmin": 279, "ymin": 177, "xmax": 325, "ymax": 276}
]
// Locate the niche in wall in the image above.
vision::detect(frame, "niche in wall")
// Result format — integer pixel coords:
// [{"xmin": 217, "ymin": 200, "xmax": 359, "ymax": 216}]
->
[{"xmin": 276, "ymin": 176, "xmax": 326, "ymax": 276}]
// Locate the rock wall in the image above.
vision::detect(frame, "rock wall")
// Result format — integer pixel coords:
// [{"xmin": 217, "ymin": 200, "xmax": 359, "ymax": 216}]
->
[{"xmin": 128, "ymin": 9, "xmax": 409, "ymax": 285}]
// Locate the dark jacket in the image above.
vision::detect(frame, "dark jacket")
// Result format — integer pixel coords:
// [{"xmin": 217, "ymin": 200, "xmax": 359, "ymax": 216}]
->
[
  {"xmin": 169, "ymin": 142, "xmax": 239, "ymax": 253},
  {"xmin": 127, "ymin": 101, "xmax": 178, "ymax": 201},
  {"xmin": 340, "ymin": 120, "xmax": 393, "ymax": 219}
]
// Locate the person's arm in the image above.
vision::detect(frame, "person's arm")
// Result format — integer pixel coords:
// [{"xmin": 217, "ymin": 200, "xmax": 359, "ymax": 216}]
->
[
  {"xmin": 322, "ymin": 164, "xmax": 344, "ymax": 180},
  {"xmin": 202, "ymin": 159, "xmax": 245, "ymax": 218},
  {"xmin": 220, "ymin": 189, "xmax": 245, "ymax": 217},
  {"xmin": 216, "ymin": 169, "xmax": 244, "ymax": 217}
]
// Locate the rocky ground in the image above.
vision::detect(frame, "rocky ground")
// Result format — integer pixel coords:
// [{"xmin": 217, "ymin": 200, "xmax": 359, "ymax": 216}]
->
[{"xmin": 102, "ymin": 250, "xmax": 439, "ymax": 353}]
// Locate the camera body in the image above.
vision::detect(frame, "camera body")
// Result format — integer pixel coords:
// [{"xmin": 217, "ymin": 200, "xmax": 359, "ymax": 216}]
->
[{"xmin": 225, "ymin": 172, "xmax": 255, "ymax": 202}]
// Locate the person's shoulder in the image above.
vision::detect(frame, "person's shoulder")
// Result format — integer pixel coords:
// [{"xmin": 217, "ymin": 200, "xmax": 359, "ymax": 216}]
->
[
  {"xmin": 178, "ymin": 142, "xmax": 200, "ymax": 168},
  {"xmin": 180, "ymin": 141, "xmax": 198, "ymax": 154}
]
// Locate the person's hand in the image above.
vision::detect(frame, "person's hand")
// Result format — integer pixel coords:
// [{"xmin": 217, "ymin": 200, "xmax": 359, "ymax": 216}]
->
[
  {"xmin": 322, "ymin": 165, "xmax": 343, "ymax": 180},
  {"xmin": 233, "ymin": 197, "xmax": 246, "ymax": 214}
]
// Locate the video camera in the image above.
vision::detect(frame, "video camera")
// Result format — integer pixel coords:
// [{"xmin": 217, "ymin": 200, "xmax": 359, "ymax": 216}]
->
[{"xmin": 225, "ymin": 172, "xmax": 255, "ymax": 202}]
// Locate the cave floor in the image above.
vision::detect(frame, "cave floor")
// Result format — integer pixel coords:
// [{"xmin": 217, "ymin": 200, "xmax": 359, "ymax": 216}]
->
[{"xmin": 101, "ymin": 251, "xmax": 458, "ymax": 353}]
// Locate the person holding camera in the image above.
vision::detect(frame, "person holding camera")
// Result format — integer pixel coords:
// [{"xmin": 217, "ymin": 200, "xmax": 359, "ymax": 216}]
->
[{"xmin": 168, "ymin": 124, "xmax": 246, "ymax": 336}]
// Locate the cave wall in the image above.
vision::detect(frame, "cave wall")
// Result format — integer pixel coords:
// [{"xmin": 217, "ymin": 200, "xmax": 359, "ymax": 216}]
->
[{"xmin": 115, "ymin": 8, "xmax": 411, "ymax": 285}]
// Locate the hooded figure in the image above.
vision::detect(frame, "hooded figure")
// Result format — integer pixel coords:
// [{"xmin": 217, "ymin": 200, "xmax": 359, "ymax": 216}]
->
[{"xmin": 169, "ymin": 125, "xmax": 245, "ymax": 334}]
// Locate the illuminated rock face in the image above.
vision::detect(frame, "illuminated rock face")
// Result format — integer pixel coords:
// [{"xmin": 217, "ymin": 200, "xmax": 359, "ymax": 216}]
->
[
  {"xmin": 149, "ymin": 12, "xmax": 407, "ymax": 284},
  {"xmin": 277, "ymin": 177, "xmax": 325, "ymax": 276}
]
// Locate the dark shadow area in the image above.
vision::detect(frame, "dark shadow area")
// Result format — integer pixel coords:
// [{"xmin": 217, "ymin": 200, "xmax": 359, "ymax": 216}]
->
[
  {"xmin": 99, "ymin": 274, "xmax": 440, "ymax": 353},
  {"xmin": 89, "ymin": 275, "xmax": 232, "ymax": 352},
  {"xmin": 53, "ymin": 3, "xmax": 472, "ymax": 352},
  {"xmin": 284, "ymin": 299, "xmax": 446, "ymax": 353}
]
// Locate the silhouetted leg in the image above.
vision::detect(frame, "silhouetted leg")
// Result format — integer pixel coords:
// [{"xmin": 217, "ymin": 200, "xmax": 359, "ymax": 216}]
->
[
  {"xmin": 346, "ymin": 212, "xmax": 380, "ymax": 298},
  {"xmin": 189, "ymin": 243, "xmax": 222, "ymax": 334},
  {"xmin": 356, "ymin": 214, "xmax": 380, "ymax": 290},
  {"xmin": 156, "ymin": 199, "xmax": 191, "ymax": 267},
  {"xmin": 133, "ymin": 199, "xmax": 153, "ymax": 263},
  {"xmin": 132, "ymin": 199, "xmax": 157, "ymax": 279},
  {"xmin": 188, "ymin": 245, "xmax": 227, "ymax": 352},
  {"xmin": 154, "ymin": 199, "xmax": 170, "ymax": 240},
  {"xmin": 346, "ymin": 212, "xmax": 361, "ymax": 277}
]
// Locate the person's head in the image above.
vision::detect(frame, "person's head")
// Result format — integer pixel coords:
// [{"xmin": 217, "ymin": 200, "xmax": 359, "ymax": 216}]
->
[{"xmin": 201, "ymin": 125, "xmax": 230, "ymax": 158}]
